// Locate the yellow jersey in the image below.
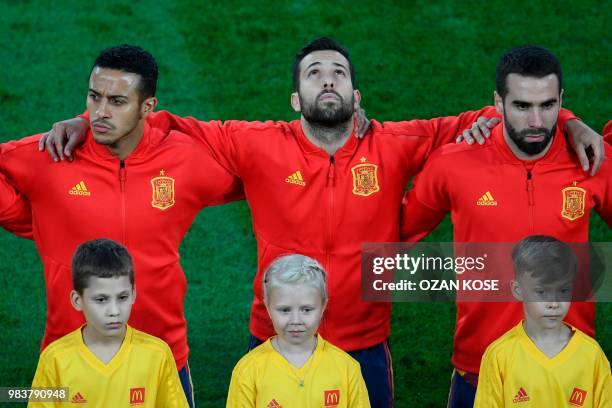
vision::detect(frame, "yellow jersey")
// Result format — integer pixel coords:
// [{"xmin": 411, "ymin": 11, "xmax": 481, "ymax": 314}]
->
[
  {"xmin": 28, "ymin": 325, "xmax": 188, "ymax": 407},
  {"xmin": 226, "ymin": 335, "xmax": 370, "ymax": 408},
  {"xmin": 475, "ymin": 321, "xmax": 611, "ymax": 408}
]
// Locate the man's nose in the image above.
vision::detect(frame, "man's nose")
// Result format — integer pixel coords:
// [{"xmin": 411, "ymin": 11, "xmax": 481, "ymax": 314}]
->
[
  {"xmin": 322, "ymin": 74, "xmax": 335, "ymax": 89},
  {"xmin": 96, "ymin": 99, "xmax": 111, "ymax": 118},
  {"xmin": 528, "ymin": 108, "xmax": 544, "ymax": 128}
]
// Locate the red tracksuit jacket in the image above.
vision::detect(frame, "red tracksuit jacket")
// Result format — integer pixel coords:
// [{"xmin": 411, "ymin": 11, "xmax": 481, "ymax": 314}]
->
[
  {"xmin": 401, "ymin": 125, "xmax": 612, "ymax": 373},
  {"xmin": 143, "ymin": 107, "xmax": 576, "ymax": 351},
  {"xmin": 0, "ymin": 125, "xmax": 242, "ymax": 369}
]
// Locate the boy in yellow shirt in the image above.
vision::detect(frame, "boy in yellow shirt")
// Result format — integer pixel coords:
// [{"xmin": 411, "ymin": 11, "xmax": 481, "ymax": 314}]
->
[
  {"xmin": 29, "ymin": 238, "xmax": 188, "ymax": 407},
  {"xmin": 227, "ymin": 254, "xmax": 370, "ymax": 407},
  {"xmin": 475, "ymin": 235, "xmax": 611, "ymax": 407}
]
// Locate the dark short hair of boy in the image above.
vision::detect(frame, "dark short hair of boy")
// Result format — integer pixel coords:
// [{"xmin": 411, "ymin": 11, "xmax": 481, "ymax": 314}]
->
[
  {"xmin": 511, "ymin": 235, "xmax": 577, "ymax": 283},
  {"xmin": 72, "ymin": 238, "xmax": 134, "ymax": 294}
]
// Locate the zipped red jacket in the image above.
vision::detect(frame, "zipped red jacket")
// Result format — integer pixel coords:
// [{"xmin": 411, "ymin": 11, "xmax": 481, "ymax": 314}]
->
[
  {"xmin": 0, "ymin": 124, "xmax": 242, "ymax": 369},
  {"xmin": 142, "ymin": 107, "xmax": 576, "ymax": 351},
  {"xmin": 401, "ymin": 124, "xmax": 612, "ymax": 374}
]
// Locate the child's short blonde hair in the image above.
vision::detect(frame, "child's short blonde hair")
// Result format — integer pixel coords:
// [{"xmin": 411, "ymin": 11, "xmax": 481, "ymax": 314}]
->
[{"xmin": 263, "ymin": 254, "xmax": 327, "ymax": 304}]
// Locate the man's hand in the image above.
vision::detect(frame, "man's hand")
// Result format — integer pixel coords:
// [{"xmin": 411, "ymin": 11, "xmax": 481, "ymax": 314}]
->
[
  {"xmin": 38, "ymin": 117, "xmax": 89, "ymax": 162},
  {"xmin": 456, "ymin": 117, "xmax": 500, "ymax": 145},
  {"xmin": 354, "ymin": 107, "xmax": 371, "ymax": 139},
  {"xmin": 565, "ymin": 119, "xmax": 605, "ymax": 176}
]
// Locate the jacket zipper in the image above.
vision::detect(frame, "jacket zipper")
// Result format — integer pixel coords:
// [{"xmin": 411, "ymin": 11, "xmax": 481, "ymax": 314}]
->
[
  {"xmin": 526, "ymin": 170, "xmax": 534, "ymax": 231},
  {"xmin": 326, "ymin": 156, "xmax": 335, "ymax": 270},
  {"xmin": 119, "ymin": 160, "xmax": 127, "ymax": 244}
]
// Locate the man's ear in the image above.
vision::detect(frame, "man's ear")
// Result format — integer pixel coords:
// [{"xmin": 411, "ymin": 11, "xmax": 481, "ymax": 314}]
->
[
  {"xmin": 291, "ymin": 92, "xmax": 301, "ymax": 113},
  {"xmin": 510, "ymin": 280, "xmax": 523, "ymax": 301},
  {"xmin": 70, "ymin": 290, "xmax": 83, "ymax": 311},
  {"xmin": 559, "ymin": 88, "xmax": 564, "ymax": 108},
  {"xmin": 141, "ymin": 96, "xmax": 158, "ymax": 117},
  {"xmin": 353, "ymin": 89, "xmax": 361, "ymax": 109},
  {"xmin": 494, "ymin": 91, "xmax": 504, "ymax": 115}
]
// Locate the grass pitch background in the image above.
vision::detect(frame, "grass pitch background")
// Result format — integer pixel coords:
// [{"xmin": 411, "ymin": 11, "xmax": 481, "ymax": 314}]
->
[{"xmin": 0, "ymin": 1, "xmax": 610, "ymax": 406}]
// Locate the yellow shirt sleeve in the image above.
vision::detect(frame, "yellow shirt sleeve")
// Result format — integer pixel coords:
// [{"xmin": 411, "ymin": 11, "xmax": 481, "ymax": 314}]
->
[
  {"xmin": 474, "ymin": 346, "xmax": 504, "ymax": 408},
  {"xmin": 593, "ymin": 350, "xmax": 612, "ymax": 408},
  {"xmin": 155, "ymin": 346, "xmax": 189, "ymax": 408},
  {"xmin": 28, "ymin": 353, "xmax": 60, "ymax": 408},
  {"xmin": 347, "ymin": 362, "xmax": 371, "ymax": 408},
  {"xmin": 226, "ymin": 359, "xmax": 257, "ymax": 408}
]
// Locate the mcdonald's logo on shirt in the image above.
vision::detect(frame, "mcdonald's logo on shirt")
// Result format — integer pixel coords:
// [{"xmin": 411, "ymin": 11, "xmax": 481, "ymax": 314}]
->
[
  {"xmin": 569, "ymin": 387, "xmax": 587, "ymax": 406},
  {"xmin": 130, "ymin": 387, "xmax": 146, "ymax": 405},
  {"xmin": 324, "ymin": 389, "xmax": 340, "ymax": 407}
]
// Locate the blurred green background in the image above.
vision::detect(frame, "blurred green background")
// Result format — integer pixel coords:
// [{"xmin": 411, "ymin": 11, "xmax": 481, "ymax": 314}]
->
[{"xmin": 0, "ymin": 1, "xmax": 610, "ymax": 406}]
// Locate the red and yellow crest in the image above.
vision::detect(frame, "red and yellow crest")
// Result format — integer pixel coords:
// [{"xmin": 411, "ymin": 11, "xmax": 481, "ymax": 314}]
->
[
  {"xmin": 151, "ymin": 170, "xmax": 175, "ymax": 210},
  {"xmin": 351, "ymin": 157, "xmax": 380, "ymax": 197},
  {"xmin": 561, "ymin": 183, "xmax": 586, "ymax": 221}
]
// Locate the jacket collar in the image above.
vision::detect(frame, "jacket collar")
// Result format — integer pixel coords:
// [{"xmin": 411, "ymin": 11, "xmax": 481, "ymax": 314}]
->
[
  {"xmin": 292, "ymin": 118, "xmax": 358, "ymax": 158},
  {"xmin": 85, "ymin": 122, "xmax": 153, "ymax": 162}
]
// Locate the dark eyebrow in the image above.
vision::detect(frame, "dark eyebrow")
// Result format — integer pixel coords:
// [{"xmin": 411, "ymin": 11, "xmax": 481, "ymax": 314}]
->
[
  {"xmin": 306, "ymin": 62, "xmax": 322, "ymax": 70},
  {"xmin": 305, "ymin": 61, "xmax": 348, "ymax": 71},
  {"xmin": 88, "ymin": 89, "xmax": 128, "ymax": 99},
  {"xmin": 540, "ymin": 98, "xmax": 558, "ymax": 105}
]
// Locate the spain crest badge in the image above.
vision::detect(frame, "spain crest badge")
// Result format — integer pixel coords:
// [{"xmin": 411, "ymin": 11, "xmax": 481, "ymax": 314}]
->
[
  {"xmin": 351, "ymin": 157, "xmax": 380, "ymax": 197},
  {"xmin": 561, "ymin": 183, "xmax": 586, "ymax": 221},
  {"xmin": 151, "ymin": 169, "xmax": 175, "ymax": 210}
]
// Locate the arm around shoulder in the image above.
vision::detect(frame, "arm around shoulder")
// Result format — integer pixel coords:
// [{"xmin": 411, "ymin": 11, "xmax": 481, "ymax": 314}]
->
[{"xmin": 401, "ymin": 155, "xmax": 450, "ymax": 242}]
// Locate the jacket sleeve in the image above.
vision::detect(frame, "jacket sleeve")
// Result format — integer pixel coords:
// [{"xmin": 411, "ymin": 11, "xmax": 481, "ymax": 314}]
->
[
  {"xmin": 401, "ymin": 155, "xmax": 450, "ymax": 242},
  {"xmin": 603, "ymin": 121, "xmax": 612, "ymax": 144},
  {"xmin": 473, "ymin": 347, "xmax": 504, "ymax": 408},
  {"xmin": 145, "ymin": 111, "xmax": 241, "ymax": 176},
  {"xmin": 0, "ymin": 142, "xmax": 34, "ymax": 239},
  {"xmin": 0, "ymin": 172, "xmax": 33, "ymax": 239},
  {"xmin": 594, "ymin": 144, "xmax": 612, "ymax": 227},
  {"xmin": 155, "ymin": 345, "xmax": 190, "ymax": 408}
]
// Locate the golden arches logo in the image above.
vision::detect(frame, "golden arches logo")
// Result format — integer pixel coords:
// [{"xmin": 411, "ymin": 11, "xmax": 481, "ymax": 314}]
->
[
  {"xmin": 569, "ymin": 387, "xmax": 587, "ymax": 406},
  {"xmin": 130, "ymin": 387, "xmax": 145, "ymax": 405},
  {"xmin": 324, "ymin": 389, "xmax": 340, "ymax": 407}
]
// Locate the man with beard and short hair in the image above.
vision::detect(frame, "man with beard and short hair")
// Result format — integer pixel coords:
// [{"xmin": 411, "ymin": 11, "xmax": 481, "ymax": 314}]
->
[
  {"xmin": 401, "ymin": 45, "xmax": 612, "ymax": 407},
  {"xmin": 36, "ymin": 38, "xmax": 596, "ymax": 407}
]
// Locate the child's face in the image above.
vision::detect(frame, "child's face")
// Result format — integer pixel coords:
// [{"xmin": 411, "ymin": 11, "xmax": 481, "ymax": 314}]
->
[
  {"xmin": 71, "ymin": 276, "xmax": 135, "ymax": 339},
  {"xmin": 266, "ymin": 283, "xmax": 325, "ymax": 346},
  {"xmin": 511, "ymin": 271, "xmax": 572, "ymax": 329}
]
